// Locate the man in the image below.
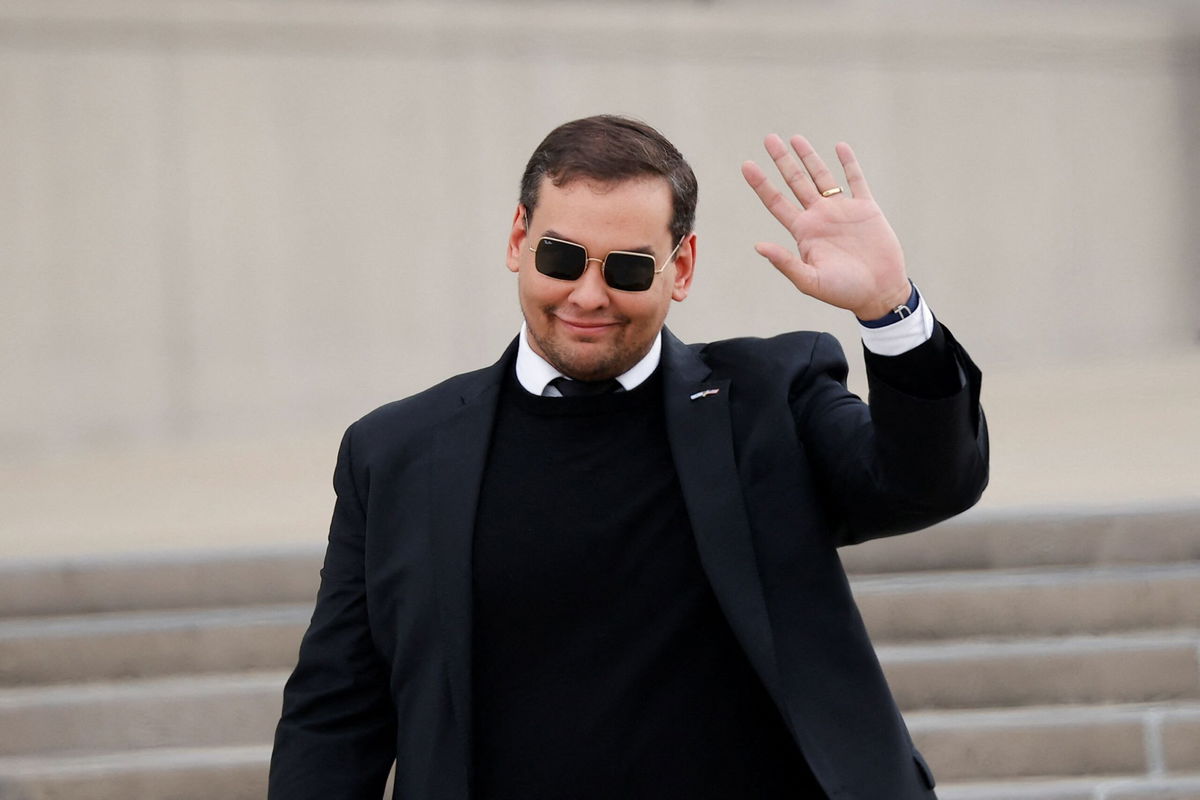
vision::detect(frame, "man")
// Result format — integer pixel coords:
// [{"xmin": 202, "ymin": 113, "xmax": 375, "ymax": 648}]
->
[{"xmin": 269, "ymin": 115, "xmax": 988, "ymax": 799}]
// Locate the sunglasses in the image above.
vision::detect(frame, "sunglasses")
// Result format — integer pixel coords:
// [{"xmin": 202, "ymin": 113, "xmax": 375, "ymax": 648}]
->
[{"xmin": 529, "ymin": 234, "xmax": 686, "ymax": 293}]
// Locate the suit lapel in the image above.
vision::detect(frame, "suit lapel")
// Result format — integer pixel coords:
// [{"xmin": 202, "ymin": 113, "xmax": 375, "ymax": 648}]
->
[
  {"xmin": 427, "ymin": 340, "xmax": 515, "ymax": 781},
  {"xmin": 660, "ymin": 330, "xmax": 785, "ymax": 707}
]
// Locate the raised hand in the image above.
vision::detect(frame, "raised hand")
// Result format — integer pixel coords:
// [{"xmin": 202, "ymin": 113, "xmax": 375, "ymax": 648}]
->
[{"xmin": 741, "ymin": 135, "xmax": 911, "ymax": 321}]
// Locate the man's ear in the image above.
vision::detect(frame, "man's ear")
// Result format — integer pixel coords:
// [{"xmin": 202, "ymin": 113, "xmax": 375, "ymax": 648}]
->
[
  {"xmin": 506, "ymin": 204, "xmax": 528, "ymax": 274},
  {"xmin": 670, "ymin": 233, "xmax": 697, "ymax": 302}
]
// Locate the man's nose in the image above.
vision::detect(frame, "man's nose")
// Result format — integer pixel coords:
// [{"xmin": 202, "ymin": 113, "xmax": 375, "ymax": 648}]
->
[{"xmin": 567, "ymin": 259, "xmax": 610, "ymax": 309}]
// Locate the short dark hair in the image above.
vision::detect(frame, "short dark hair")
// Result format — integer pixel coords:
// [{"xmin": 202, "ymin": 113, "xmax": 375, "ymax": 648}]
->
[{"xmin": 519, "ymin": 115, "xmax": 698, "ymax": 242}]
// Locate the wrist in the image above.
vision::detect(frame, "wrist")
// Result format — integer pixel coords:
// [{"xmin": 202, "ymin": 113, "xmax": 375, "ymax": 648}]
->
[{"xmin": 855, "ymin": 280, "xmax": 916, "ymax": 324}]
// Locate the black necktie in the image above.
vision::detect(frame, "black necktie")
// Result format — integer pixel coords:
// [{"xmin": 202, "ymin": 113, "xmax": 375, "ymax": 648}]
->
[{"xmin": 550, "ymin": 377, "xmax": 622, "ymax": 397}]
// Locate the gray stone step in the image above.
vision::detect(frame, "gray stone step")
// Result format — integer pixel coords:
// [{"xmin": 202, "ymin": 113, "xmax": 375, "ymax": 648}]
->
[
  {"xmin": 910, "ymin": 702, "xmax": 1200, "ymax": 782},
  {"xmin": 938, "ymin": 773, "xmax": 1200, "ymax": 800},
  {"xmin": 842, "ymin": 505, "xmax": 1200, "ymax": 574},
  {"xmin": 0, "ymin": 703, "xmax": 1195, "ymax": 793},
  {"xmin": 853, "ymin": 563, "xmax": 1200, "ymax": 642},
  {"xmin": 0, "ymin": 605, "xmax": 309, "ymax": 686},
  {"xmin": 0, "ymin": 672, "xmax": 286, "ymax": 757},
  {"xmin": 3, "ymin": 759, "xmax": 1199, "ymax": 800},
  {"xmin": 4, "ymin": 633, "xmax": 1195, "ymax": 757},
  {"xmin": 3, "ymin": 506, "xmax": 1197, "ymax": 618},
  {"xmin": 5, "ymin": 564, "xmax": 1197, "ymax": 688},
  {"xmin": 0, "ymin": 548, "xmax": 323, "ymax": 618},
  {"xmin": 881, "ymin": 631, "xmax": 1200, "ymax": 710},
  {"xmin": 0, "ymin": 745, "xmax": 270, "ymax": 800}
]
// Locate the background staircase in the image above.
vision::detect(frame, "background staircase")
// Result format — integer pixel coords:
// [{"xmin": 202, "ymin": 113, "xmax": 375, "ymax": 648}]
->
[
  {"xmin": 1, "ymin": 507, "xmax": 1197, "ymax": 800},
  {"xmin": 843, "ymin": 508, "xmax": 1200, "ymax": 799}
]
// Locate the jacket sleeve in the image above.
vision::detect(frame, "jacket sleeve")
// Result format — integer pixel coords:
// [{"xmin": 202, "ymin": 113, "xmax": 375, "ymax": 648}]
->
[
  {"xmin": 791, "ymin": 322, "xmax": 989, "ymax": 546},
  {"xmin": 268, "ymin": 424, "xmax": 396, "ymax": 799}
]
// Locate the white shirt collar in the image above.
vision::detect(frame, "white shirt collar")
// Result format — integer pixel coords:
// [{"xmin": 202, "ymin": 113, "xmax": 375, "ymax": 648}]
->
[{"xmin": 515, "ymin": 321, "xmax": 662, "ymax": 396}]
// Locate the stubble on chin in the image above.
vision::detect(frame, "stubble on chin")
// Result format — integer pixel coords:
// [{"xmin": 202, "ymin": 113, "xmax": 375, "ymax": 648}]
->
[{"xmin": 528, "ymin": 307, "xmax": 637, "ymax": 382}]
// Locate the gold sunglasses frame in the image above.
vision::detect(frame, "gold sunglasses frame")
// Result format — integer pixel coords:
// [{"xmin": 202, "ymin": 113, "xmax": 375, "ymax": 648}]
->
[{"xmin": 527, "ymin": 234, "xmax": 686, "ymax": 292}]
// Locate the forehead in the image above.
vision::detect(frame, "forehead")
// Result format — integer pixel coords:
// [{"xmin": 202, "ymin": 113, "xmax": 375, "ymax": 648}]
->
[{"xmin": 532, "ymin": 176, "xmax": 674, "ymax": 243}]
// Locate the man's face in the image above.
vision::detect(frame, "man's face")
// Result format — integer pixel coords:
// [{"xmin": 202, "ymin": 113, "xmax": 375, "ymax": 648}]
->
[{"xmin": 506, "ymin": 176, "xmax": 695, "ymax": 381}]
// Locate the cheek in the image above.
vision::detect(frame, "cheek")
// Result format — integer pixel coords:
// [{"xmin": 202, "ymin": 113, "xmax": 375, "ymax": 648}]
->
[
  {"xmin": 518, "ymin": 271, "xmax": 553, "ymax": 309},
  {"xmin": 632, "ymin": 292, "xmax": 672, "ymax": 324}
]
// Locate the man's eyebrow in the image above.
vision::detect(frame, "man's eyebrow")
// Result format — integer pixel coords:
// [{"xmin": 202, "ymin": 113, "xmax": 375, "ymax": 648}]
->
[{"xmin": 540, "ymin": 229, "xmax": 658, "ymax": 256}]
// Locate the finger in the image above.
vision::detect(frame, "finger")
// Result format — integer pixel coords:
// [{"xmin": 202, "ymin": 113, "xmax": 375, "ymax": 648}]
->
[
  {"xmin": 754, "ymin": 241, "xmax": 819, "ymax": 297},
  {"xmin": 763, "ymin": 134, "xmax": 820, "ymax": 207},
  {"xmin": 741, "ymin": 160, "xmax": 802, "ymax": 232},
  {"xmin": 835, "ymin": 141, "xmax": 874, "ymax": 201},
  {"xmin": 790, "ymin": 135, "xmax": 841, "ymax": 197}
]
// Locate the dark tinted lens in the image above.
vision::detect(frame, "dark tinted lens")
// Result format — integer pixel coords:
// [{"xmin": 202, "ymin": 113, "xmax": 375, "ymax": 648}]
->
[
  {"xmin": 534, "ymin": 238, "xmax": 586, "ymax": 281},
  {"xmin": 603, "ymin": 252, "xmax": 656, "ymax": 292}
]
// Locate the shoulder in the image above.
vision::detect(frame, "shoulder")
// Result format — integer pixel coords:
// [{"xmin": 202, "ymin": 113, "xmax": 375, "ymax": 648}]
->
[
  {"xmin": 687, "ymin": 330, "xmax": 849, "ymax": 383},
  {"xmin": 355, "ymin": 367, "xmax": 490, "ymax": 430},
  {"xmin": 344, "ymin": 340, "xmax": 514, "ymax": 457}
]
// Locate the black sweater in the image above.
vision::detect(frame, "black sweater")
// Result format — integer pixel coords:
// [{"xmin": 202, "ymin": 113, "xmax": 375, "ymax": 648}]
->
[{"xmin": 471, "ymin": 369, "xmax": 824, "ymax": 799}]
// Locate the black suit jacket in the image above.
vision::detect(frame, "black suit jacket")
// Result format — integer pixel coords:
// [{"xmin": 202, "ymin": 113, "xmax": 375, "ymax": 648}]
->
[{"xmin": 270, "ymin": 325, "xmax": 988, "ymax": 800}]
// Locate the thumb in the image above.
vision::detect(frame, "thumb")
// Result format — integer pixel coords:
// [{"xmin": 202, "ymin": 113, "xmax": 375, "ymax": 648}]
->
[{"xmin": 755, "ymin": 242, "xmax": 818, "ymax": 297}]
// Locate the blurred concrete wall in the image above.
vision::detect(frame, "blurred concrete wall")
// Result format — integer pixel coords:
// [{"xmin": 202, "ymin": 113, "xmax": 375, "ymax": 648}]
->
[{"xmin": 3, "ymin": 0, "xmax": 1198, "ymax": 457}]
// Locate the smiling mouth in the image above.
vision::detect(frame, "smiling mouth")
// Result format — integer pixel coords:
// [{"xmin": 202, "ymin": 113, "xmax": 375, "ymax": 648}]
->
[{"xmin": 555, "ymin": 316, "xmax": 621, "ymax": 332}]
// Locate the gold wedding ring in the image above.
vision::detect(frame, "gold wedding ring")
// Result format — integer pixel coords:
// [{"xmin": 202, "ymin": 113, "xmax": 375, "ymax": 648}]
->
[{"xmin": 820, "ymin": 187, "xmax": 844, "ymax": 198}]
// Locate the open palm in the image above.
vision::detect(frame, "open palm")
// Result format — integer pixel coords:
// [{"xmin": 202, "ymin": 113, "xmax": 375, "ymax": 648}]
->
[{"xmin": 741, "ymin": 135, "xmax": 911, "ymax": 321}]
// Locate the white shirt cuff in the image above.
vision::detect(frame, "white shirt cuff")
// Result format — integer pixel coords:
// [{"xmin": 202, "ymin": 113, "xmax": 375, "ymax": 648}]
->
[{"xmin": 860, "ymin": 296, "xmax": 935, "ymax": 356}]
